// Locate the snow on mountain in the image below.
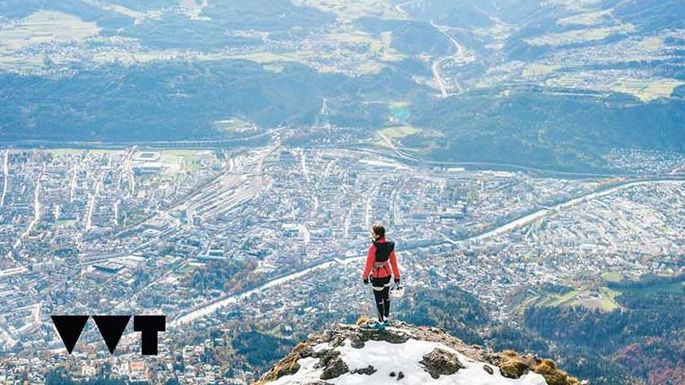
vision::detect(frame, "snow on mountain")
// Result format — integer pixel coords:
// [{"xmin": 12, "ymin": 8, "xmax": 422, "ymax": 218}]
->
[{"xmin": 253, "ymin": 320, "xmax": 582, "ymax": 385}]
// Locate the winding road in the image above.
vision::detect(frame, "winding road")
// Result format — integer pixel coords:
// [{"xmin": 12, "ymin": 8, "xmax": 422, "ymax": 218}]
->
[
  {"xmin": 394, "ymin": 0, "xmax": 468, "ymax": 98},
  {"xmin": 430, "ymin": 20, "xmax": 467, "ymax": 97}
]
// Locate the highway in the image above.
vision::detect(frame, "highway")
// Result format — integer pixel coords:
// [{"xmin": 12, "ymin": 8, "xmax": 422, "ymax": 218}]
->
[
  {"xmin": 394, "ymin": 0, "xmax": 424, "ymax": 15},
  {"xmin": 394, "ymin": 0, "xmax": 468, "ymax": 98},
  {"xmin": 430, "ymin": 20, "xmax": 467, "ymax": 97},
  {"xmin": 352, "ymin": 144, "xmax": 642, "ymax": 179}
]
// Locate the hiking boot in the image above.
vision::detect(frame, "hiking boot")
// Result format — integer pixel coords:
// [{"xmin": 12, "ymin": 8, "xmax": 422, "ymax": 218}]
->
[{"xmin": 371, "ymin": 321, "xmax": 386, "ymax": 331}]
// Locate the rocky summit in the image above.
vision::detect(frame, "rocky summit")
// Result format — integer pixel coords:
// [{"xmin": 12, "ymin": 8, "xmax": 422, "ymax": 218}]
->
[{"xmin": 252, "ymin": 319, "xmax": 583, "ymax": 385}]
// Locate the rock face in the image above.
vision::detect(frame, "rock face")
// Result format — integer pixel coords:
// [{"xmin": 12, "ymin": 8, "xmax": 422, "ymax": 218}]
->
[
  {"xmin": 351, "ymin": 365, "xmax": 377, "ymax": 375},
  {"xmin": 252, "ymin": 319, "xmax": 582, "ymax": 385},
  {"xmin": 420, "ymin": 348, "xmax": 465, "ymax": 379},
  {"xmin": 320, "ymin": 356, "xmax": 349, "ymax": 380}
]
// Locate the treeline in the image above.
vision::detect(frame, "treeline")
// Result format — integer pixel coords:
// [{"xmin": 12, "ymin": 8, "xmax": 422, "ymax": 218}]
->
[
  {"xmin": 0, "ymin": 57, "xmax": 419, "ymax": 144},
  {"xmin": 396, "ymin": 284, "xmax": 632, "ymax": 385},
  {"xmin": 410, "ymin": 89, "xmax": 685, "ymax": 172},
  {"xmin": 231, "ymin": 329, "xmax": 295, "ymax": 367},
  {"xmin": 522, "ymin": 277, "xmax": 685, "ymax": 385},
  {"xmin": 45, "ymin": 372, "xmax": 137, "ymax": 385},
  {"xmin": 607, "ymin": 273, "xmax": 685, "ymax": 290},
  {"xmin": 397, "ymin": 286, "xmax": 489, "ymax": 345}
]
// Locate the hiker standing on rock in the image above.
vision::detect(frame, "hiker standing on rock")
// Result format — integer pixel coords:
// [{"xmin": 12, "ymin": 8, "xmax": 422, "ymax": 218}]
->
[{"xmin": 362, "ymin": 223, "xmax": 401, "ymax": 330}]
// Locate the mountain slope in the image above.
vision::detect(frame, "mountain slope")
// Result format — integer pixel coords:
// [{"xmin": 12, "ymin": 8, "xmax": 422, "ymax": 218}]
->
[{"xmin": 253, "ymin": 320, "xmax": 581, "ymax": 385}]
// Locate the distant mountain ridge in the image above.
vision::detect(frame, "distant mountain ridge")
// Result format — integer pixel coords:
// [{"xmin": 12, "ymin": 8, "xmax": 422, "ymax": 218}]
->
[{"xmin": 2, "ymin": 0, "xmax": 685, "ymax": 170}]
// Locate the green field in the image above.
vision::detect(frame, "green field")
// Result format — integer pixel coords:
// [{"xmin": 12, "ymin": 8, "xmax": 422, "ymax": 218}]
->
[
  {"xmin": 160, "ymin": 150, "xmax": 202, "ymax": 172},
  {"xmin": 291, "ymin": 0, "xmax": 405, "ymax": 21},
  {"xmin": 378, "ymin": 125, "xmax": 421, "ymax": 139},
  {"xmin": 48, "ymin": 148, "xmax": 119, "ymax": 155},
  {"xmin": 520, "ymin": 286, "xmax": 621, "ymax": 313},
  {"xmin": 55, "ymin": 218, "xmax": 77, "ymax": 228},
  {"xmin": 520, "ymin": 276, "xmax": 685, "ymax": 316},
  {"xmin": 524, "ymin": 24, "xmax": 635, "ymax": 47},
  {"xmin": 521, "ymin": 63, "xmax": 560, "ymax": 78},
  {"xmin": 622, "ymin": 280, "xmax": 685, "ymax": 296},
  {"xmin": 601, "ymin": 271, "xmax": 624, "ymax": 283},
  {"xmin": 557, "ymin": 9, "xmax": 612, "ymax": 26},
  {"xmin": 48, "ymin": 148, "xmax": 86, "ymax": 155},
  {"xmin": 547, "ymin": 72, "xmax": 684, "ymax": 102}
]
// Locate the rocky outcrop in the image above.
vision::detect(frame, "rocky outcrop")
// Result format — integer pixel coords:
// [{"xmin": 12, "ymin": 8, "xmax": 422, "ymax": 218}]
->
[
  {"xmin": 351, "ymin": 365, "xmax": 377, "ymax": 375},
  {"xmin": 252, "ymin": 319, "xmax": 583, "ymax": 385},
  {"xmin": 320, "ymin": 356, "xmax": 349, "ymax": 380},
  {"xmin": 420, "ymin": 348, "xmax": 465, "ymax": 379}
]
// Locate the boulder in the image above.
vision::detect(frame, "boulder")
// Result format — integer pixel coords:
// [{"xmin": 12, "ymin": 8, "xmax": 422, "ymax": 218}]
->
[
  {"xmin": 420, "ymin": 348, "xmax": 464, "ymax": 379},
  {"xmin": 351, "ymin": 365, "xmax": 376, "ymax": 375},
  {"xmin": 320, "ymin": 357, "xmax": 349, "ymax": 380},
  {"xmin": 499, "ymin": 360, "xmax": 529, "ymax": 379}
]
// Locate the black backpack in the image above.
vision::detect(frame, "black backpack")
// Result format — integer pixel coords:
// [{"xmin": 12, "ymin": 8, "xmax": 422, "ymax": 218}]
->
[{"xmin": 372, "ymin": 240, "xmax": 395, "ymax": 263}]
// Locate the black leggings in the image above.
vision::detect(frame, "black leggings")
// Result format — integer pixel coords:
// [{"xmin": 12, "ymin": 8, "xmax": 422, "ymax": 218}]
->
[{"xmin": 371, "ymin": 276, "xmax": 391, "ymax": 322}]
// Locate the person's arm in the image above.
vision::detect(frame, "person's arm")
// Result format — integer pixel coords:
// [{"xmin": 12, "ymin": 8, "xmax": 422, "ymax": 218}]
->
[
  {"xmin": 362, "ymin": 244, "xmax": 375, "ymax": 283},
  {"xmin": 389, "ymin": 249, "xmax": 400, "ymax": 283}
]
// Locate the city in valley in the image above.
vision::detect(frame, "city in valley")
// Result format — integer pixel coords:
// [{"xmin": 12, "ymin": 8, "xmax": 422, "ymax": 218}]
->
[{"xmin": 0, "ymin": 132, "xmax": 683, "ymax": 384}]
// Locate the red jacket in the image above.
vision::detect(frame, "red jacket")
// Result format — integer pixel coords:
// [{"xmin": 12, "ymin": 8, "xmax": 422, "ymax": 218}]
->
[{"xmin": 362, "ymin": 237, "xmax": 400, "ymax": 280}]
